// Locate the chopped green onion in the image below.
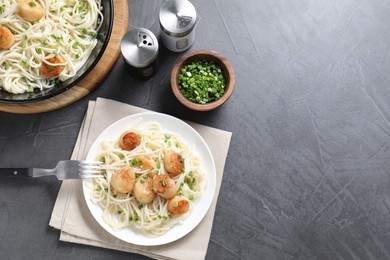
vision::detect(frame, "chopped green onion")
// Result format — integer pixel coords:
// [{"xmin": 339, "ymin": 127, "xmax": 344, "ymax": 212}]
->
[
  {"xmin": 52, "ymin": 78, "xmax": 62, "ymax": 86},
  {"xmin": 178, "ymin": 59, "xmax": 226, "ymax": 104},
  {"xmin": 130, "ymin": 158, "xmax": 138, "ymax": 166}
]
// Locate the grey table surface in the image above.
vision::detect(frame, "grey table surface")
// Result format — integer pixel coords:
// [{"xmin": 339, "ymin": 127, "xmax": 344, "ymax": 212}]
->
[{"xmin": 1, "ymin": 0, "xmax": 390, "ymax": 259}]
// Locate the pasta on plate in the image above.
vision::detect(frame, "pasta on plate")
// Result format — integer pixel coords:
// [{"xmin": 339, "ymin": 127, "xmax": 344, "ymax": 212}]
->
[
  {"xmin": 87, "ymin": 122, "xmax": 207, "ymax": 237},
  {"xmin": 0, "ymin": 0, "xmax": 103, "ymax": 94}
]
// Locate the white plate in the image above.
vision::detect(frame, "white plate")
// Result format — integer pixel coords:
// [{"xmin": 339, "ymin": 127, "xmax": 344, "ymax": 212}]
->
[{"xmin": 83, "ymin": 112, "xmax": 216, "ymax": 246}]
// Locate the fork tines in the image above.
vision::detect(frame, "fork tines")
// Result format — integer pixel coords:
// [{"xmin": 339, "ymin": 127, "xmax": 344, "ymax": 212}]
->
[{"xmin": 79, "ymin": 161, "xmax": 104, "ymax": 178}]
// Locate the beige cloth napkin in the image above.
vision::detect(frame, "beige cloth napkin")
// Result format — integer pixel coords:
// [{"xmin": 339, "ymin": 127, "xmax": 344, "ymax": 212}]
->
[{"xmin": 49, "ymin": 98, "xmax": 232, "ymax": 260}]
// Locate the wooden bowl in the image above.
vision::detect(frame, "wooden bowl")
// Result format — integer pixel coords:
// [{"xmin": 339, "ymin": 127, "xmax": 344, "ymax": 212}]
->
[{"xmin": 171, "ymin": 50, "xmax": 235, "ymax": 111}]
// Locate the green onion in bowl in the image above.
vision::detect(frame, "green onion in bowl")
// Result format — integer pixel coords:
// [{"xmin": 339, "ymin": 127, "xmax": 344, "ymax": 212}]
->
[
  {"xmin": 171, "ymin": 50, "xmax": 235, "ymax": 111},
  {"xmin": 178, "ymin": 59, "xmax": 226, "ymax": 104}
]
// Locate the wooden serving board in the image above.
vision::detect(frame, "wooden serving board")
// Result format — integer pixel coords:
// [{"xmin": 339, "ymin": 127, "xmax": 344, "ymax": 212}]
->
[{"xmin": 0, "ymin": 0, "xmax": 128, "ymax": 114}]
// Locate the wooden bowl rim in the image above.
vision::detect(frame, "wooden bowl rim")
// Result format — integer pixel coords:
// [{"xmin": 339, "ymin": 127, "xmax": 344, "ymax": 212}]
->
[{"xmin": 171, "ymin": 50, "xmax": 235, "ymax": 111}]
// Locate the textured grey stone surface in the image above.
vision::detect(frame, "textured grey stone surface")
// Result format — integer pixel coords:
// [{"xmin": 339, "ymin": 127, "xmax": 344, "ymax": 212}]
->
[{"xmin": 1, "ymin": 0, "xmax": 390, "ymax": 259}]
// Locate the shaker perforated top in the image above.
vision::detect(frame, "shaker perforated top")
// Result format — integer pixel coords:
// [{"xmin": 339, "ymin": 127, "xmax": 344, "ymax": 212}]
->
[
  {"xmin": 159, "ymin": 0, "xmax": 197, "ymax": 37},
  {"xmin": 120, "ymin": 28, "xmax": 159, "ymax": 68}
]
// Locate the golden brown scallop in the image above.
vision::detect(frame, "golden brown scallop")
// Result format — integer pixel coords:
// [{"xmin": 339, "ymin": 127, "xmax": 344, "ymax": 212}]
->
[
  {"xmin": 40, "ymin": 57, "xmax": 65, "ymax": 78},
  {"xmin": 133, "ymin": 176, "xmax": 156, "ymax": 204},
  {"xmin": 0, "ymin": 26, "xmax": 15, "ymax": 49},
  {"xmin": 152, "ymin": 174, "xmax": 176, "ymax": 199},
  {"xmin": 164, "ymin": 151, "xmax": 184, "ymax": 175},
  {"xmin": 167, "ymin": 195, "xmax": 190, "ymax": 215},
  {"xmin": 110, "ymin": 167, "xmax": 136, "ymax": 194},
  {"xmin": 134, "ymin": 155, "xmax": 157, "ymax": 177},
  {"xmin": 119, "ymin": 131, "xmax": 141, "ymax": 151},
  {"xmin": 18, "ymin": 0, "xmax": 45, "ymax": 22}
]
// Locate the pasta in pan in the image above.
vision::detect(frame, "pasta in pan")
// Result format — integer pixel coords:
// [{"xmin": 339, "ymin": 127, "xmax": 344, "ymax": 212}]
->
[
  {"xmin": 88, "ymin": 122, "xmax": 207, "ymax": 237},
  {"xmin": 0, "ymin": 0, "xmax": 103, "ymax": 94}
]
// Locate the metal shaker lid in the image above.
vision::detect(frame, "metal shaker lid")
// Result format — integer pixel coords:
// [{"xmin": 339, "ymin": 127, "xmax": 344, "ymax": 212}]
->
[
  {"xmin": 159, "ymin": 0, "xmax": 197, "ymax": 37},
  {"xmin": 120, "ymin": 28, "xmax": 159, "ymax": 68}
]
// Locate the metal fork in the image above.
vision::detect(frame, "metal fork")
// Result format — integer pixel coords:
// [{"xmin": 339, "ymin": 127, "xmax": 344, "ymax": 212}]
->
[{"xmin": 0, "ymin": 160, "xmax": 104, "ymax": 180}]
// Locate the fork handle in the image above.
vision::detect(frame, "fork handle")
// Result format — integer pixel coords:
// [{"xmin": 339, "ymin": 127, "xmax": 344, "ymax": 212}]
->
[{"xmin": 0, "ymin": 168, "xmax": 33, "ymax": 177}]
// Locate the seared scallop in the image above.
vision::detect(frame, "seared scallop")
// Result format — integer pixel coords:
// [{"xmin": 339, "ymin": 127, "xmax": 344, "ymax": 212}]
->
[
  {"xmin": 134, "ymin": 155, "xmax": 157, "ymax": 176},
  {"xmin": 110, "ymin": 167, "xmax": 136, "ymax": 194},
  {"xmin": 0, "ymin": 26, "xmax": 14, "ymax": 49},
  {"xmin": 18, "ymin": 0, "xmax": 45, "ymax": 22},
  {"xmin": 164, "ymin": 151, "xmax": 184, "ymax": 175},
  {"xmin": 40, "ymin": 57, "xmax": 65, "ymax": 78},
  {"xmin": 152, "ymin": 174, "xmax": 176, "ymax": 199},
  {"xmin": 167, "ymin": 195, "xmax": 190, "ymax": 215},
  {"xmin": 119, "ymin": 131, "xmax": 141, "ymax": 151},
  {"xmin": 133, "ymin": 176, "xmax": 156, "ymax": 204}
]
